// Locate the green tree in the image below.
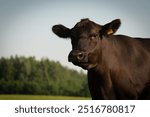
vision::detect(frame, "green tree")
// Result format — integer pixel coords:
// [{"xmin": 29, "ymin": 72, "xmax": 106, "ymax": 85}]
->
[{"xmin": 0, "ymin": 56, "xmax": 90, "ymax": 97}]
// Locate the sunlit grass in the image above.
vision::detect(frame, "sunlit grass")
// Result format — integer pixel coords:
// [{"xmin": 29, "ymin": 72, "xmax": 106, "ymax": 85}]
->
[{"xmin": 0, "ymin": 94, "xmax": 91, "ymax": 100}]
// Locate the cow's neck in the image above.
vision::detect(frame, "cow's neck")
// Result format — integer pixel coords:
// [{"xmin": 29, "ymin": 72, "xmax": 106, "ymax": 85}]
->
[
  {"xmin": 97, "ymin": 37, "xmax": 115, "ymax": 73},
  {"xmin": 87, "ymin": 37, "xmax": 117, "ymax": 99},
  {"xmin": 88, "ymin": 67, "xmax": 116, "ymax": 99}
]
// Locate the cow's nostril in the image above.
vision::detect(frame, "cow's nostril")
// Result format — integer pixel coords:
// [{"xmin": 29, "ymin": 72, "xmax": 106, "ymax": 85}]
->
[{"xmin": 77, "ymin": 52, "xmax": 84, "ymax": 60}]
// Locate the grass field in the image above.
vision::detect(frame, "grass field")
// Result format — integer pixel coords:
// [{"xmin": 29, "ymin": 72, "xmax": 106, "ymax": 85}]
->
[{"xmin": 0, "ymin": 94, "xmax": 91, "ymax": 100}]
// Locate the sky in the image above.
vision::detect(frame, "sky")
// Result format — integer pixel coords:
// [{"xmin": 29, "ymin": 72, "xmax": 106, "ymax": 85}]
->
[{"xmin": 0, "ymin": 0, "xmax": 150, "ymax": 72}]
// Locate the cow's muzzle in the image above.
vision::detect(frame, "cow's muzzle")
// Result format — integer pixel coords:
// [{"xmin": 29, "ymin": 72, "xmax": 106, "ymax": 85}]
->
[{"xmin": 68, "ymin": 50, "xmax": 88, "ymax": 63}]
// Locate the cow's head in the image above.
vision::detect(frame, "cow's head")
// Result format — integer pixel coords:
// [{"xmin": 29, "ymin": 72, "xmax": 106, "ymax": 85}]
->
[{"xmin": 52, "ymin": 19, "xmax": 121, "ymax": 70}]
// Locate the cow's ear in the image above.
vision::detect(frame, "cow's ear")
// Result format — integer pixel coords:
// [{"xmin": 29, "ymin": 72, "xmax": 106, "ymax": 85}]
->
[
  {"xmin": 52, "ymin": 24, "xmax": 70, "ymax": 38},
  {"xmin": 100, "ymin": 19, "xmax": 121, "ymax": 36}
]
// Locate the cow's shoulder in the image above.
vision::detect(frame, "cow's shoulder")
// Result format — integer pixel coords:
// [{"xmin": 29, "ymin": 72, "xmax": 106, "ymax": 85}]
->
[
  {"xmin": 111, "ymin": 35, "xmax": 150, "ymax": 52},
  {"xmin": 135, "ymin": 38, "xmax": 150, "ymax": 52}
]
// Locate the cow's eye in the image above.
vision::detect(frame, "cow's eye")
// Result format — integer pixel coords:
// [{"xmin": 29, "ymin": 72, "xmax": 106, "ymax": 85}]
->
[{"xmin": 90, "ymin": 34, "xmax": 97, "ymax": 40}]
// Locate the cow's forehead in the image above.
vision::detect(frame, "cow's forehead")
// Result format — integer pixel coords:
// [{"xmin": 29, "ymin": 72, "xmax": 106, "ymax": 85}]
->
[
  {"xmin": 74, "ymin": 18, "xmax": 100, "ymax": 28},
  {"xmin": 72, "ymin": 19, "xmax": 101, "ymax": 34},
  {"xmin": 75, "ymin": 18, "xmax": 91, "ymax": 27}
]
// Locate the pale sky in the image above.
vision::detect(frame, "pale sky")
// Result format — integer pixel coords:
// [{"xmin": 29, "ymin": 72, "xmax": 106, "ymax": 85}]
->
[{"xmin": 0, "ymin": 0, "xmax": 150, "ymax": 72}]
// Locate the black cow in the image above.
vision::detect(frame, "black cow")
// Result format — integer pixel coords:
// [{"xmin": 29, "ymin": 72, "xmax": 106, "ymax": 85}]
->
[{"xmin": 52, "ymin": 18, "xmax": 150, "ymax": 99}]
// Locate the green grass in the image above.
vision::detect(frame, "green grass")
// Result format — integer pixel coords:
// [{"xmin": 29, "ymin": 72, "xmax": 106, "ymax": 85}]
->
[{"xmin": 0, "ymin": 94, "xmax": 91, "ymax": 100}]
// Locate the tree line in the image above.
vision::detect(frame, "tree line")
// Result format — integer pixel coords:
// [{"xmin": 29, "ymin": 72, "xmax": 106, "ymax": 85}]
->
[{"xmin": 0, "ymin": 56, "xmax": 90, "ymax": 97}]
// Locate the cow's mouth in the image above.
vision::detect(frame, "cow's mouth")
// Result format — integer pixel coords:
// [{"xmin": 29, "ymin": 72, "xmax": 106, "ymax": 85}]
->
[
  {"xmin": 74, "ymin": 62, "xmax": 97, "ymax": 70},
  {"xmin": 69, "ymin": 58, "xmax": 98, "ymax": 70},
  {"xmin": 68, "ymin": 50, "xmax": 97, "ymax": 70},
  {"xmin": 71, "ymin": 61, "xmax": 87, "ymax": 68},
  {"xmin": 72, "ymin": 62, "xmax": 93, "ymax": 70}
]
